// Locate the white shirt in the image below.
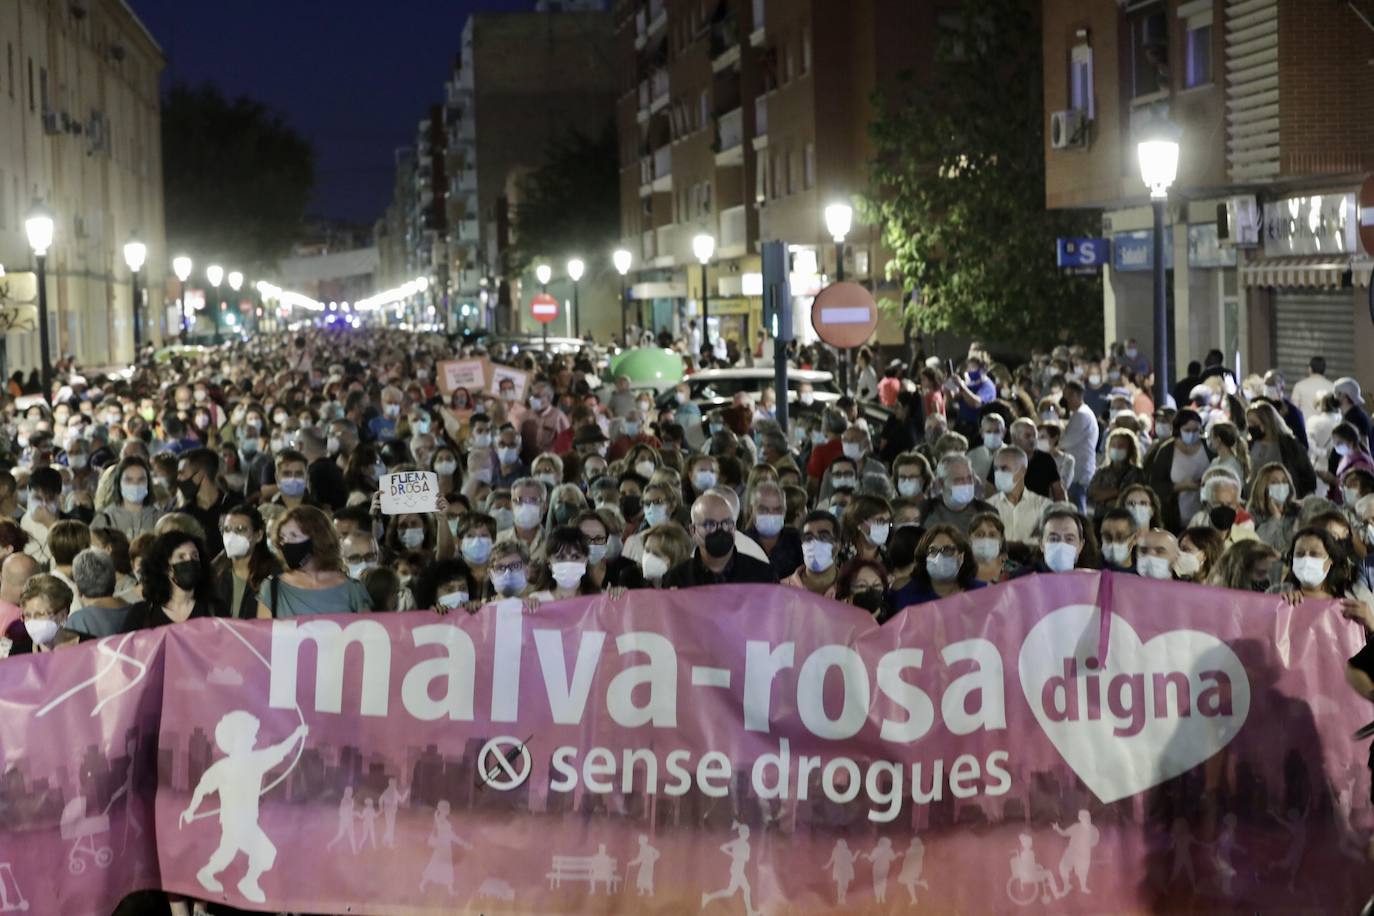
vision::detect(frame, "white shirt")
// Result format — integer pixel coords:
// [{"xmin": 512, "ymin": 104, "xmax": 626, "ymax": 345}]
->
[
  {"xmin": 1307, "ymin": 409, "xmax": 1341, "ymax": 469},
  {"xmin": 1060, "ymin": 404, "xmax": 1100, "ymax": 486},
  {"xmin": 988, "ymin": 488, "xmax": 1053, "ymax": 545},
  {"xmin": 1291, "ymin": 373, "xmax": 1332, "ymax": 419},
  {"xmin": 21, "ymin": 510, "xmax": 52, "ymax": 564}
]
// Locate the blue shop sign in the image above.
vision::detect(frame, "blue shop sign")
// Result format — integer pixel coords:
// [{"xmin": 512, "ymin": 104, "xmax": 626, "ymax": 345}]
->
[
  {"xmin": 1056, "ymin": 237, "xmax": 1109, "ymax": 269},
  {"xmin": 1113, "ymin": 230, "xmax": 1174, "ymax": 272}
]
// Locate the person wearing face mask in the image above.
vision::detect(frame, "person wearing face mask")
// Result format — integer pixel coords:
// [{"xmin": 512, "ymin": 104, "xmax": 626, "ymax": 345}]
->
[
  {"xmin": 20, "ymin": 467, "xmax": 67, "ymax": 564},
  {"xmin": 671, "ymin": 381, "xmax": 702, "ymax": 430},
  {"xmin": 920, "ymin": 453, "xmax": 995, "ymax": 537},
  {"xmin": 892, "ymin": 452, "xmax": 933, "ymax": 505},
  {"xmin": 91, "ymin": 456, "xmax": 160, "ymax": 539},
  {"xmin": 1186, "ymin": 468, "xmax": 1257, "ymax": 548},
  {"xmin": 1270, "ymin": 528, "xmax": 1373, "ymax": 619},
  {"xmin": 212, "ymin": 505, "xmax": 282, "ymax": 620},
  {"xmin": 820, "ymin": 427, "xmax": 885, "ymax": 501},
  {"xmin": 1097, "ymin": 509, "xmax": 1137, "ymax": 573},
  {"xmin": 385, "ymin": 512, "xmax": 438, "ymax": 564},
  {"xmin": 256, "ymin": 506, "xmax": 372, "ymax": 618},
  {"xmin": 1087, "ymin": 430, "xmax": 1145, "ymax": 520},
  {"xmin": 966, "ymin": 415, "xmax": 1007, "ymax": 482},
  {"xmin": 268, "ymin": 449, "xmax": 317, "ymax": 513},
  {"xmin": 1135, "ymin": 529, "xmax": 1181, "ymax": 581},
  {"xmin": 174, "ymin": 449, "xmax": 231, "ymax": 558},
  {"xmin": 988, "ymin": 446, "xmax": 1053, "ymax": 546},
  {"xmin": 660, "ymin": 492, "xmax": 778, "ymax": 587},
  {"xmin": 341, "ymin": 528, "xmax": 383, "ymax": 579},
  {"xmin": 968, "ymin": 512, "xmax": 1019, "ymax": 584},
  {"xmin": 130, "ymin": 531, "xmax": 225, "ymax": 628},
  {"xmin": 1209, "ymin": 539, "xmax": 1280, "ymax": 592},
  {"xmin": 805, "ymin": 408, "xmax": 850, "ymax": 500},
  {"xmin": 632, "ymin": 524, "xmax": 692, "ymax": 589},
  {"xmin": 492, "ymin": 425, "xmax": 527, "ymax": 488},
  {"xmin": 455, "ymin": 513, "xmax": 498, "ymax": 596},
  {"xmin": 295, "ymin": 427, "xmax": 348, "ymax": 512},
  {"xmin": 368, "ymin": 386, "xmax": 406, "ymax": 443},
  {"xmin": 573, "ymin": 510, "xmax": 632, "ymax": 590},
  {"xmin": 1246, "ymin": 463, "xmax": 1300, "ymax": 553},
  {"xmin": 544, "ymin": 483, "xmax": 589, "ymax": 534},
  {"xmin": 889, "ymin": 524, "xmax": 985, "ymax": 613},
  {"xmin": 844, "ymin": 495, "xmax": 892, "ymax": 564},
  {"xmin": 837, "ymin": 558, "xmax": 892, "ymax": 621},
  {"xmin": 518, "ymin": 381, "xmax": 570, "ymax": 465},
  {"xmin": 685, "ymin": 455, "xmax": 719, "ymax": 502},
  {"xmin": 413, "ymin": 559, "xmax": 478, "ymax": 616},
  {"xmin": 1020, "ymin": 506, "xmax": 1093, "ymax": 576},
  {"xmin": 785, "ymin": 513, "xmax": 846, "ymax": 598},
  {"xmin": 1143, "ymin": 408, "xmax": 1209, "ymax": 533},
  {"xmin": 496, "ymin": 478, "xmax": 549, "ymax": 563},
  {"xmin": 943, "ymin": 355, "xmax": 997, "ymax": 439},
  {"xmin": 743, "ymin": 481, "xmax": 802, "ymax": 579},
  {"xmin": 528, "ymin": 526, "xmax": 598, "ymax": 602},
  {"xmin": 17, "ymin": 574, "xmax": 76, "ymax": 653}
]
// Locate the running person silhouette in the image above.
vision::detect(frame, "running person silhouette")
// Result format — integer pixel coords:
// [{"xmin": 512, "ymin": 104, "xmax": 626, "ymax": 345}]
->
[
  {"xmin": 179, "ymin": 711, "xmax": 307, "ymax": 904},
  {"xmin": 701, "ymin": 822, "xmax": 758, "ymax": 916}
]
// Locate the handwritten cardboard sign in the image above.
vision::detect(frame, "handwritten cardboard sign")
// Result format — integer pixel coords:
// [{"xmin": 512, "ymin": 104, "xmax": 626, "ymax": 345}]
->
[
  {"xmin": 488, "ymin": 364, "xmax": 530, "ymax": 402},
  {"xmin": 437, "ymin": 358, "xmax": 486, "ymax": 395},
  {"xmin": 380, "ymin": 471, "xmax": 438, "ymax": 515}
]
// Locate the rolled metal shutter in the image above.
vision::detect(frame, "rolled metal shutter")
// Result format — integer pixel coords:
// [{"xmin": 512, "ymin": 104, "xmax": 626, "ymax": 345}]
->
[{"xmin": 1271, "ymin": 293, "xmax": 1356, "ymax": 383}]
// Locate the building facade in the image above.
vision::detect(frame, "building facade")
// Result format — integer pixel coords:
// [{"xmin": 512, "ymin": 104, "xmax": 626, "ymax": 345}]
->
[
  {"xmin": 1043, "ymin": 0, "xmax": 1374, "ymax": 392},
  {"xmin": 0, "ymin": 0, "xmax": 166, "ymax": 374},
  {"xmin": 614, "ymin": 0, "xmax": 924, "ymax": 353}
]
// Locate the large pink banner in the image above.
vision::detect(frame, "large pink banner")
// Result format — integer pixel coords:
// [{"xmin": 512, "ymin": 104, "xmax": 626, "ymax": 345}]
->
[{"xmin": 1, "ymin": 573, "xmax": 1372, "ymax": 914}]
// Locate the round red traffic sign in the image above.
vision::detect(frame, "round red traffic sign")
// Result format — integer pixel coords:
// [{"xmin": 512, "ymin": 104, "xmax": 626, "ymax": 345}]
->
[
  {"xmin": 810, "ymin": 282, "xmax": 877, "ymax": 348},
  {"xmin": 1359, "ymin": 174, "xmax": 1374, "ymax": 257},
  {"xmin": 530, "ymin": 293, "xmax": 559, "ymax": 325}
]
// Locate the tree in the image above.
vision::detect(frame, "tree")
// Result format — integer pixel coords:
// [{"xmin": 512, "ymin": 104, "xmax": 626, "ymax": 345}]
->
[
  {"xmin": 862, "ymin": 0, "xmax": 1102, "ymax": 349},
  {"xmin": 509, "ymin": 122, "xmax": 619, "ymax": 275},
  {"xmin": 162, "ymin": 84, "xmax": 315, "ymax": 271}
]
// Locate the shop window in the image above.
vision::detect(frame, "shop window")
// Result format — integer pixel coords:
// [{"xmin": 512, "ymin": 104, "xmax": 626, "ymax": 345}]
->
[
  {"xmin": 1127, "ymin": 1, "xmax": 1169, "ymax": 99},
  {"xmin": 1180, "ymin": 2, "xmax": 1213, "ymax": 88},
  {"xmin": 1069, "ymin": 41, "xmax": 1094, "ymax": 119}
]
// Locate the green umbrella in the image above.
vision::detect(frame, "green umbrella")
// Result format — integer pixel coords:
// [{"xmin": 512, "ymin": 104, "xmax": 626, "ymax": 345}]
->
[{"xmin": 606, "ymin": 348, "xmax": 685, "ymax": 385}]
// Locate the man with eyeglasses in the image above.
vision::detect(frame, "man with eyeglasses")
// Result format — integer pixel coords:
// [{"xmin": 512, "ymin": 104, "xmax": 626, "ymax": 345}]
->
[
  {"xmin": 780, "ymin": 510, "xmax": 841, "ymax": 597},
  {"xmin": 496, "ymin": 478, "xmax": 548, "ymax": 563},
  {"xmin": 661, "ymin": 492, "xmax": 777, "ymax": 588}
]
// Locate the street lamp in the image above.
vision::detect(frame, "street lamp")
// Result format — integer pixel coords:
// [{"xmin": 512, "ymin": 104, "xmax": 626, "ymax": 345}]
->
[
  {"xmin": 824, "ymin": 203, "xmax": 853, "ymax": 282},
  {"xmin": 123, "ymin": 237, "xmax": 147, "ymax": 354},
  {"xmin": 206, "ymin": 264, "xmax": 224, "ymax": 346},
  {"xmin": 24, "ymin": 202, "xmax": 55, "ymax": 398},
  {"xmin": 172, "ymin": 255, "xmax": 192, "ymax": 341},
  {"xmin": 227, "ymin": 271, "xmax": 243, "ymax": 339},
  {"xmin": 613, "ymin": 248, "xmax": 633, "ymax": 345},
  {"xmin": 567, "ymin": 257, "xmax": 585, "ymax": 339},
  {"xmin": 693, "ymin": 233, "xmax": 715, "ymax": 351},
  {"xmin": 535, "ymin": 263, "xmax": 552, "ymax": 291},
  {"xmin": 1137, "ymin": 124, "xmax": 1180, "ymax": 409}
]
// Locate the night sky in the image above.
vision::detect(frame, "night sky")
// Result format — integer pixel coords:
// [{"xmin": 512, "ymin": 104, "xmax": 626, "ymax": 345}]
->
[{"xmin": 128, "ymin": 0, "xmax": 535, "ymax": 227}]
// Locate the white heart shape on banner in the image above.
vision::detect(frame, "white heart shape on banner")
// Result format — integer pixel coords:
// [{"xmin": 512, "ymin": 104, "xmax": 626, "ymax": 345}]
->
[{"xmin": 1018, "ymin": 604, "xmax": 1250, "ymax": 804}]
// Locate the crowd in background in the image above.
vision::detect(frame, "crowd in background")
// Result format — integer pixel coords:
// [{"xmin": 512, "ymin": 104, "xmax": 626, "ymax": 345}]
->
[{"xmin": 0, "ymin": 326, "xmax": 1372, "ymax": 663}]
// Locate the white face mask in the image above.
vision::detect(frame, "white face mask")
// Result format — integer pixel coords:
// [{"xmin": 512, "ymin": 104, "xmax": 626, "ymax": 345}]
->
[
  {"xmin": 223, "ymin": 532, "xmax": 252, "ymax": 559},
  {"xmin": 896, "ymin": 478, "xmax": 923, "ymax": 498},
  {"xmin": 1155, "ymin": 423, "xmax": 1172, "ymax": 439},
  {"xmin": 841, "ymin": 442, "xmax": 863, "ymax": 461},
  {"xmin": 801, "ymin": 539, "xmax": 834, "ymax": 573},
  {"xmin": 25, "ymin": 618, "xmax": 60, "ymax": 646},
  {"xmin": 492, "ymin": 568, "xmax": 527, "ymax": 596},
  {"xmin": 1137, "ymin": 555, "xmax": 1173, "ymax": 580},
  {"xmin": 346, "ymin": 560, "xmax": 368, "ymax": 579},
  {"xmin": 982, "ymin": 433, "xmax": 1004, "ymax": 451},
  {"xmin": 551, "ymin": 560, "xmax": 587, "ymax": 589},
  {"xmin": 399, "ymin": 527, "xmax": 425, "ymax": 549},
  {"xmin": 1292, "ymin": 556, "xmax": 1329, "ymax": 588},
  {"xmin": 438, "ymin": 590, "xmax": 469, "ymax": 610},
  {"xmin": 473, "ymin": 432, "xmax": 493, "ymax": 448},
  {"xmin": 1126, "ymin": 505, "xmax": 1152, "ymax": 530},
  {"xmin": 121, "ymin": 482, "xmax": 148, "ymax": 504},
  {"xmin": 971, "ymin": 537, "xmax": 1001, "ymax": 563},
  {"xmin": 1042, "ymin": 541, "xmax": 1079, "ymax": 573},
  {"xmin": 588, "ymin": 542, "xmax": 608, "ymax": 565},
  {"xmin": 1267, "ymin": 483, "xmax": 1291, "ymax": 506},
  {"xmin": 461, "ymin": 536, "xmax": 493, "ymax": 564},
  {"xmin": 1173, "ymin": 550, "xmax": 1202, "ymax": 577},
  {"xmin": 627, "ymin": 545, "xmax": 665, "ymax": 580},
  {"xmin": 831, "ymin": 474, "xmax": 857, "ymax": 491},
  {"xmin": 945, "ymin": 484, "xmax": 976, "ymax": 508},
  {"xmin": 692, "ymin": 470, "xmax": 717, "ymax": 491},
  {"xmin": 994, "ymin": 470, "xmax": 1017, "ymax": 495},
  {"xmin": 513, "ymin": 503, "xmax": 542, "ymax": 530},
  {"xmin": 635, "ymin": 460, "xmax": 656, "ymax": 479},
  {"xmin": 434, "ymin": 460, "xmax": 458, "ymax": 477},
  {"xmin": 1102, "ymin": 542, "xmax": 1131, "ymax": 566},
  {"xmin": 926, "ymin": 554, "xmax": 959, "ymax": 582},
  {"xmin": 866, "ymin": 521, "xmax": 890, "ymax": 547},
  {"xmin": 754, "ymin": 513, "xmax": 784, "ymax": 538},
  {"xmin": 536, "ymin": 472, "xmax": 559, "ymax": 489}
]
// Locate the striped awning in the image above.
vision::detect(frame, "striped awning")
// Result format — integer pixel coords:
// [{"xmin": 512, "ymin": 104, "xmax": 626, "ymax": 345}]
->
[{"xmin": 1241, "ymin": 255, "xmax": 1370, "ymax": 289}]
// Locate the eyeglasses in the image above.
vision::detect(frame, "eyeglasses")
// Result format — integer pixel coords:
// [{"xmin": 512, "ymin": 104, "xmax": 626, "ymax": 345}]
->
[
  {"xmin": 927, "ymin": 545, "xmax": 961, "ymax": 559},
  {"xmin": 344, "ymin": 553, "xmax": 379, "ymax": 565},
  {"xmin": 801, "ymin": 532, "xmax": 836, "ymax": 544},
  {"xmin": 696, "ymin": 519, "xmax": 735, "ymax": 535},
  {"xmin": 222, "ymin": 524, "xmax": 253, "ymax": 537},
  {"xmin": 490, "ymin": 561, "xmax": 525, "ymax": 575},
  {"xmin": 583, "ymin": 534, "xmax": 608, "ymax": 545}
]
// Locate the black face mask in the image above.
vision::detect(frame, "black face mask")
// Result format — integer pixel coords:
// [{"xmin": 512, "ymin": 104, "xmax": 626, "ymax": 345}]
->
[
  {"xmin": 281, "ymin": 538, "xmax": 314, "ymax": 570},
  {"xmin": 1247, "ymin": 425, "xmax": 1264, "ymax": 441},
  {"xmin": 177, "ymin": 475, "xmax": 200, "ymax": 500},
  {"xmin": 1209, "ymin": 506, "xmax": 1237, "ymax": 531},
  {"xmin": 554, "ymin": 503, "xmax": 577, "ymax": 524},
  {"xmin": 1249, "ymin": 578, "xmax": 1270, "ymax": 593},
  {"xmin": 171, "ymin": 560, "xmax": 201, "ymax": 591},
  {"xmin": 702, "ymin": 529, "xmax": 735, "ymax": 559},
  {"xmin": 620, "ymin": 495, "xmax": 642, "ymax": 521},
  {"xmin": 852, "ymin": 589, "xmax": 886, "ymax": 616}
]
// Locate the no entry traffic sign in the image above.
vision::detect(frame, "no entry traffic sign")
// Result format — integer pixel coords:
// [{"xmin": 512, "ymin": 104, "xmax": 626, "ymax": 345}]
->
[
  {"xmin": 810, "ymin": 281, "xmax": 877, "ymax": 348},
  {"xmin": 530, "ymin": 293, "xmax": 559, "ymax": 325}
]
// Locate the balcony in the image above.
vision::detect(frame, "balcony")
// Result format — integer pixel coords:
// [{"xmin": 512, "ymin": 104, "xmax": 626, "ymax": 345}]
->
[
  {"xmin": 652, "ymin": 146, "xmax": 672, "ymax": 192},
  {"xmin": 634, "ymin": 8, "xmax": 647, "ymax": 50},
  {"xmin": 715, "ymin": 107, "xmax": 744, "ymax": 166},
  {"xmin": 752, "ymin": 95, "xmax": 768, "ymax": 150},
  {"xmin": 648, "ymin": 0, "xmax": 667, "ymax": 37},
  {"xmin": 650, "ymin": 69, "xmax": 670, "ymax": 113},
  {"xmin": 654, "ymin": 223, "xmax": 678, "ymax": 267},
  {"xmin": 711, "ymin": 19, "xmax": 741, "ymax": 72},
  {"xmin": 719, "ymin": 204, "xmax": 747, "ymax": 257},
  {"xmin": 637, "ymin": 80, "xmax": 651, "ymax": 123},
  {"xmin": 642, "ymin": 229, "xmax": 657, "ymax": 262},
  {"xmin": 750, "ymin": 0, "xmax": 765, "ymax": 46}
]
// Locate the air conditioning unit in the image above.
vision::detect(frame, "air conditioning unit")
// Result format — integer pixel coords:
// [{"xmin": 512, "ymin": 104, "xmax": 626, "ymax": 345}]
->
[
  {"xmin": 1050, "ymin": 109, "xmax": 1088, "ymax": 150},
  {"xmin": 1219, "ymin": 195, "xmax": 1261, "ymax": 247}
]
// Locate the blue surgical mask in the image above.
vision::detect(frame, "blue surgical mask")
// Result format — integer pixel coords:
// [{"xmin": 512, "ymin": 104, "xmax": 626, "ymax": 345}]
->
[{"xmin": 279, "ymin": 478, "xmax": 306, "ymax": 498}]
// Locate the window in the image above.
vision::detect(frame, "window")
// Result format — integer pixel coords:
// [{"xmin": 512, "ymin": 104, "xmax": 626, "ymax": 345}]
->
[
  {"xmin": 1127, "ymin": 2, "xmax": 1169, "ymax": 98},
  {"xmin": 803, "ymin": 142, "xmax": 815, "ymax": 189},
  {"xmin": 1069, "ymin": 42, "xmax": 1094, "ymax": 118},
  {"xmin": 1180, "ymin": 2, "xmax": 1213, "ymax": 88}
]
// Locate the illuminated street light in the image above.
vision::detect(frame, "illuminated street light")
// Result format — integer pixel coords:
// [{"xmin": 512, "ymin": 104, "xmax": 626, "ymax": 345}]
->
[
  {"xmin": 535, "ymin": 264, "xmax": 552, "ymax": 289},
  {"xmin": 206, "ymin": 264, "xmax": 224, "ymax": 345},
  {"xmin": 566, "ymin": 258, "xmax": 585, "ymax": 338},
  {"xmin": 613, "ymin": 248, "xmax": 633, "ymax": 343},
  {"xmin": 1137, "ymin": 120, "xmax": 1181, "ymax": 408},
  {"xmin": 173, "ymin": 256, "xmax": 193, "ymax": 340},
  {"xmin": 123, "ymin": 238, "xmax": 147, "ymax": 353},
  {"xmin": 25, "ymin": 202, "xmax": 55, "ymax": 394},
  {"xmin": 692, "ymin": 234, "xmax": 715, "ymax": 346},
  {"xmin": 824, "ymin": 202, "xmax": 853, "ymax": 282}
]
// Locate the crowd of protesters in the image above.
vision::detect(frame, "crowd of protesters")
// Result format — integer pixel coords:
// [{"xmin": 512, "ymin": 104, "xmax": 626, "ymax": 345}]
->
[{"xmin": 1, "ymin": 329, "xmax": 1372, "ymax": 659}]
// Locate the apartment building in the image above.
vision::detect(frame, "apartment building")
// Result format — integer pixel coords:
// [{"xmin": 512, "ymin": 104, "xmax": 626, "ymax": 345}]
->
[
  {"xmin": 614, "ymin": 0, "xmax": 925, "ymax": 351},
  {"xmin": 1043, "ymin": 0, "xmax": 1374, "ymax": 391},
  {"xmin": 0, "ymin": 0, "xmax": 166, "ymax": 373}
]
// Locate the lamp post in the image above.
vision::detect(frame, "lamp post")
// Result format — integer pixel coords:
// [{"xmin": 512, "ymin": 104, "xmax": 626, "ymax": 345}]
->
[
  {"xmin": 172, "ymin": 255, "xmax": 192, "ymax": 341},
  {"xmin": 566, "ymin": 257, "xmax": 585, "ymax": 340},
  {"xmin": 1137, "ymin": 126, "xmax": 1180, "ymax": 409},
  {"xmin": 122, "ymin": 237, "xmax": 146, "ymax": 355},
  {"xmin": 534, "ymin": 264, "xmax": 552, "ymax": 350},
  {"xmin": 206, "ymin": 264, "xmax": 224, "ymax": 346},
  {"xmin": 693, "ymin": 233, "xmax": 715, "ymax": 353},
  {"xmin": 227, "ymin": 271, "xmax": 243, "ymax": 340},
  {"xmin": 24, "ymin": 203, "xmax": 55, "ymax": 398},
  {"xmin": 613, "ymin": 248, "xmax": 633, "ymax": 346},
  {"xmin": 824, "ymin": 203, "xmax": 855, "ymax": 393}
]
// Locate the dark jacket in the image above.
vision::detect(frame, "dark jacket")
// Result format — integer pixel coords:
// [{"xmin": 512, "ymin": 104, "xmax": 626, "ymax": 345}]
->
[
  {"xmin": 212, "ymin": 552, "xmax": 283, "ymax": 620},
  {"xmin": 661, "ymin": 550, "xmax": 779, "ymax": 588},
  {"xmin": 1146, "ymin": 439, "xmax": 1213, "ymax": 534}
]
